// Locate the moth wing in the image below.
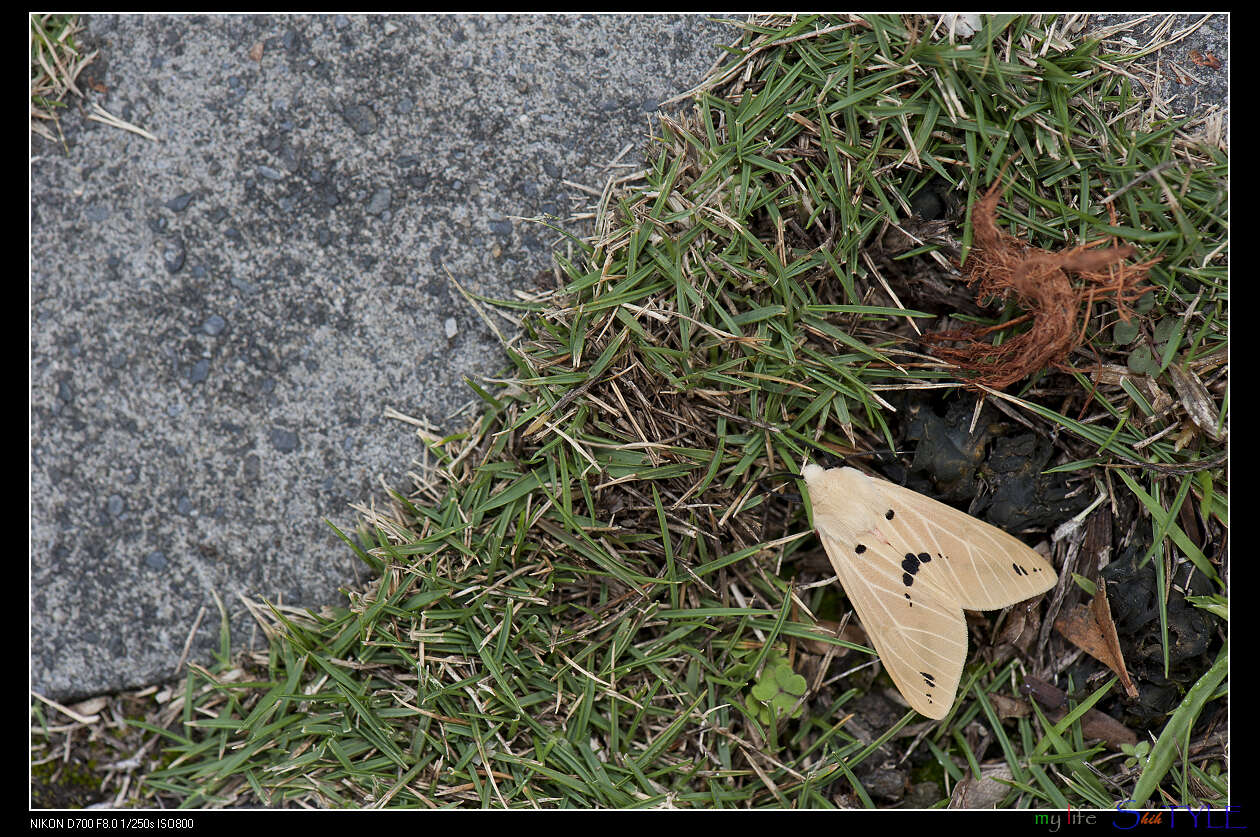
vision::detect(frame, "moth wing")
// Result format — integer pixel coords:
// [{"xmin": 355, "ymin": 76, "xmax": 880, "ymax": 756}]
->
[
  {"xmin": 860, "ymin": 474, "xmax": 1058, "ymax": 611},
  {"xmin": 803, "ymin": 465, "xmax": 1059, "ymax": 719},
  {"xmin": 817, "ymin": 528, "xmax": 966, "ymax": 719}
]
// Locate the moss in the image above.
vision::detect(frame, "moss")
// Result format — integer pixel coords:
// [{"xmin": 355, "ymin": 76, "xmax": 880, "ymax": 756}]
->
[{"xmin": 31, "ymin": 758, "xmax": 106, "ymax": 809}]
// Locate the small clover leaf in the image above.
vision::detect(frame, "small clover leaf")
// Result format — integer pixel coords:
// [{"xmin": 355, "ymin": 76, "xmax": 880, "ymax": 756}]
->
[
  {"xmin": 1121, "ymin": 740, "xmax": 1151, "ymax": 769},
  {"xmin": 745, "ymin": 651, "xmax": 808, "ymax": 725},
  {"xmin": 1112, "ymin": 319, "xmax": 1140, "ymax": 345},
  {"xmin": 1127, "ymin": 345, "xmax": 1160, "ymax": 376}
]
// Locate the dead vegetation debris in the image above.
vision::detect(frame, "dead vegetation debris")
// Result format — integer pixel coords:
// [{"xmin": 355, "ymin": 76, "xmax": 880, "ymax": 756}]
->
[{"xmin": 924, "ymin": 176, "xmax": 1159, "ymax": 390}]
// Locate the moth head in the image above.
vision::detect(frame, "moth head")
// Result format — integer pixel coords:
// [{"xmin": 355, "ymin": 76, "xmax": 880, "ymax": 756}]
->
[{"xmin": 801, "ymin": 464, "xmax": 868, "ymax": 519}]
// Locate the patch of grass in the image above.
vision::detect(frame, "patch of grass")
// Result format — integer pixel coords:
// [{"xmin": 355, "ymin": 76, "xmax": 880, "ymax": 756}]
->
[
  {"xmin": 30, "ymin": 13, "xmax": 96, "ymax": 147},
  {"xmin": 36, "ymin": 14, "xmax": 1224, "ymax": 809}
]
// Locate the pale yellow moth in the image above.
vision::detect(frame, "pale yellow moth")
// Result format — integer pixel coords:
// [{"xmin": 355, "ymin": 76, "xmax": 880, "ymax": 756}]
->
[{"xmin": 802, "ymin": 463, "xmax": 1057, "ymax": 719}]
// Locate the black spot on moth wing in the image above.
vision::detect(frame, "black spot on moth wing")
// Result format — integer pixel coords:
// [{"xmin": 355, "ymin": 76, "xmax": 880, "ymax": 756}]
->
[
  {"xmin": 855, "ymin": 544, "xmax": 867, "ymax": 554},
  {"xmin": 885, "ymin": 509, "xmax": 895, "ymax": 520},
  {"xmin": 852, "ymin": 466, "xmax": 1059, "ymax": 612},
  {"xmin": 900, "ymin": 552, "xmax": 935, "ymax": 588}
]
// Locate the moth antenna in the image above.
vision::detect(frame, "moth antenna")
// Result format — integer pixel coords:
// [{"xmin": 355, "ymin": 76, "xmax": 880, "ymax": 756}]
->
[
  {"xmin": 810, "ymin": 449, "xmax": 905, "ymax": 470},
  {"xmin": 756, "ymin": 471, "xmax": 802, "ymax": 502},
  {"xmin": 843, "ymin": 448, "xmax": 904, "ymax": 459}
]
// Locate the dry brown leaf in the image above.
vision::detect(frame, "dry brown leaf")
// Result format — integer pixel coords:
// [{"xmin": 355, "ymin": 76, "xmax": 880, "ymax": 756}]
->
[
  {"xmin": 1053, "ymin": 579, "xmax": 1139, "ymax": 698},
  {"xmin": 1177, "ymin": 488, "xmax": 1203, "ymax": 548},
  {"xmin": 990, "ymin": 693, "xmax": 1029, "ymax": 719},
  {"xmin": 1190, "ymin": 49, "xmax": 1222, "ymax": 70},
  {"xmin": 71, "ymin": 696, "xmax": 109, "ymax": 717},
  {"xmin": 1019, "ymin": 674, "xmax": 1067, "ymax": 709},
  {"xmin": 1167, "ymin": 362, "xmax": 1224, "ymax": 441},
  {"xmin": 994, "ymin": 597, "xmax": 1043, "ymax": 658},
  {"xmin": 949, "ymin": 763, "xmax": 1014, "ymax": 808},
  {"xmin": 248, "ymin": 41, "xmax": 264, "ymax": 62}
]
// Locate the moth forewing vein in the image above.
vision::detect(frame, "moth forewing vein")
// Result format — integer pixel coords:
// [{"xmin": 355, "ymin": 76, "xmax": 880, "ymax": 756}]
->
[
  {"xmin": 841, "ymin": 572, "xmax": 964, "ymax": 652},
  {"xmin": 820, "ymin": 531, "xmax": 959, "ymax": 624},
  {"xmin": 887, "ymin": 490, "xmax": 991, "ymax": 588},
  {"xmin": 883, "ymin": 507, "xmax": 970, "ymax": 596},
  {"xmin": 869, "ymin": 481, "xmax": 979, "ymax": 589}
]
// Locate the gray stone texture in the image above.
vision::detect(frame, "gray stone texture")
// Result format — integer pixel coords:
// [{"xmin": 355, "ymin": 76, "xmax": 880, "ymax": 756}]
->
[{"xmin": 31, "ymin": 13, "xmax": 737, "ymax": 700}]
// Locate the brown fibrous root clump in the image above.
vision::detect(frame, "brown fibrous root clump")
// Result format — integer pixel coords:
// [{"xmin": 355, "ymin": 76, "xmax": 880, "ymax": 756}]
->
[{"xmin": 924, "ymin": 178, "xmax": 1159, "ymax": 390}]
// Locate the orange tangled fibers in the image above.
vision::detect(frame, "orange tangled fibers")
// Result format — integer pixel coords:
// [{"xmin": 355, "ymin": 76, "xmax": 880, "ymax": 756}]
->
[{"xmin": 925, "ymin": 178, "xmax": 1158, "ymax": 390}]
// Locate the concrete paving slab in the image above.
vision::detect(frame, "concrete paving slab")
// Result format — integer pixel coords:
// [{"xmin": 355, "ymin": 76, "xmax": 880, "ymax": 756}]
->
[{"xmin": 31, "ymin": 13, "xmax": 738, "ymax": 700}]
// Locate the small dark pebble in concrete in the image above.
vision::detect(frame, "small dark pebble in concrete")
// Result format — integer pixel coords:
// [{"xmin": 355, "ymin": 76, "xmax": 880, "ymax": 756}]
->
[
  {"xmin": 366, "ymin": 187, "xmax": 391, "ymax": 215},
  {"xmin": 188, "ymin": 358, "xmax": 210, "ymax": 384},
  {"xmin": 341, "ymin": 102, "xmax": 378, "ymax": 135},
  {"xmin": 270, "ymin": 427, "xmax": 298, "ymax": 452},
  {"xmin": 163, "ymin": 242, "xmax": 186, "ymax": 274},
  {"xmin": 202, "ymin": 314, "xmax": 227, "ymax": 336},
  {"xmin": 165, "ymin": 192, "xmax": 196, "ymax": 212}
]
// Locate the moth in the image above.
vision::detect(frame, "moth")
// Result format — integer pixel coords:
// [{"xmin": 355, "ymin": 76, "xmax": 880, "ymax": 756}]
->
[{"xmin": 802, "ymin": 463, "xmax": 1057, "ymax": 719}]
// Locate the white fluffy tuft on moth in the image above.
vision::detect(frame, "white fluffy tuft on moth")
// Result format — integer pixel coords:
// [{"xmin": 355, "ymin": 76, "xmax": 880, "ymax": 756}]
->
[{"xmin": 801, "ymin": 463, "xmax": 1057, "ymax": 719}]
